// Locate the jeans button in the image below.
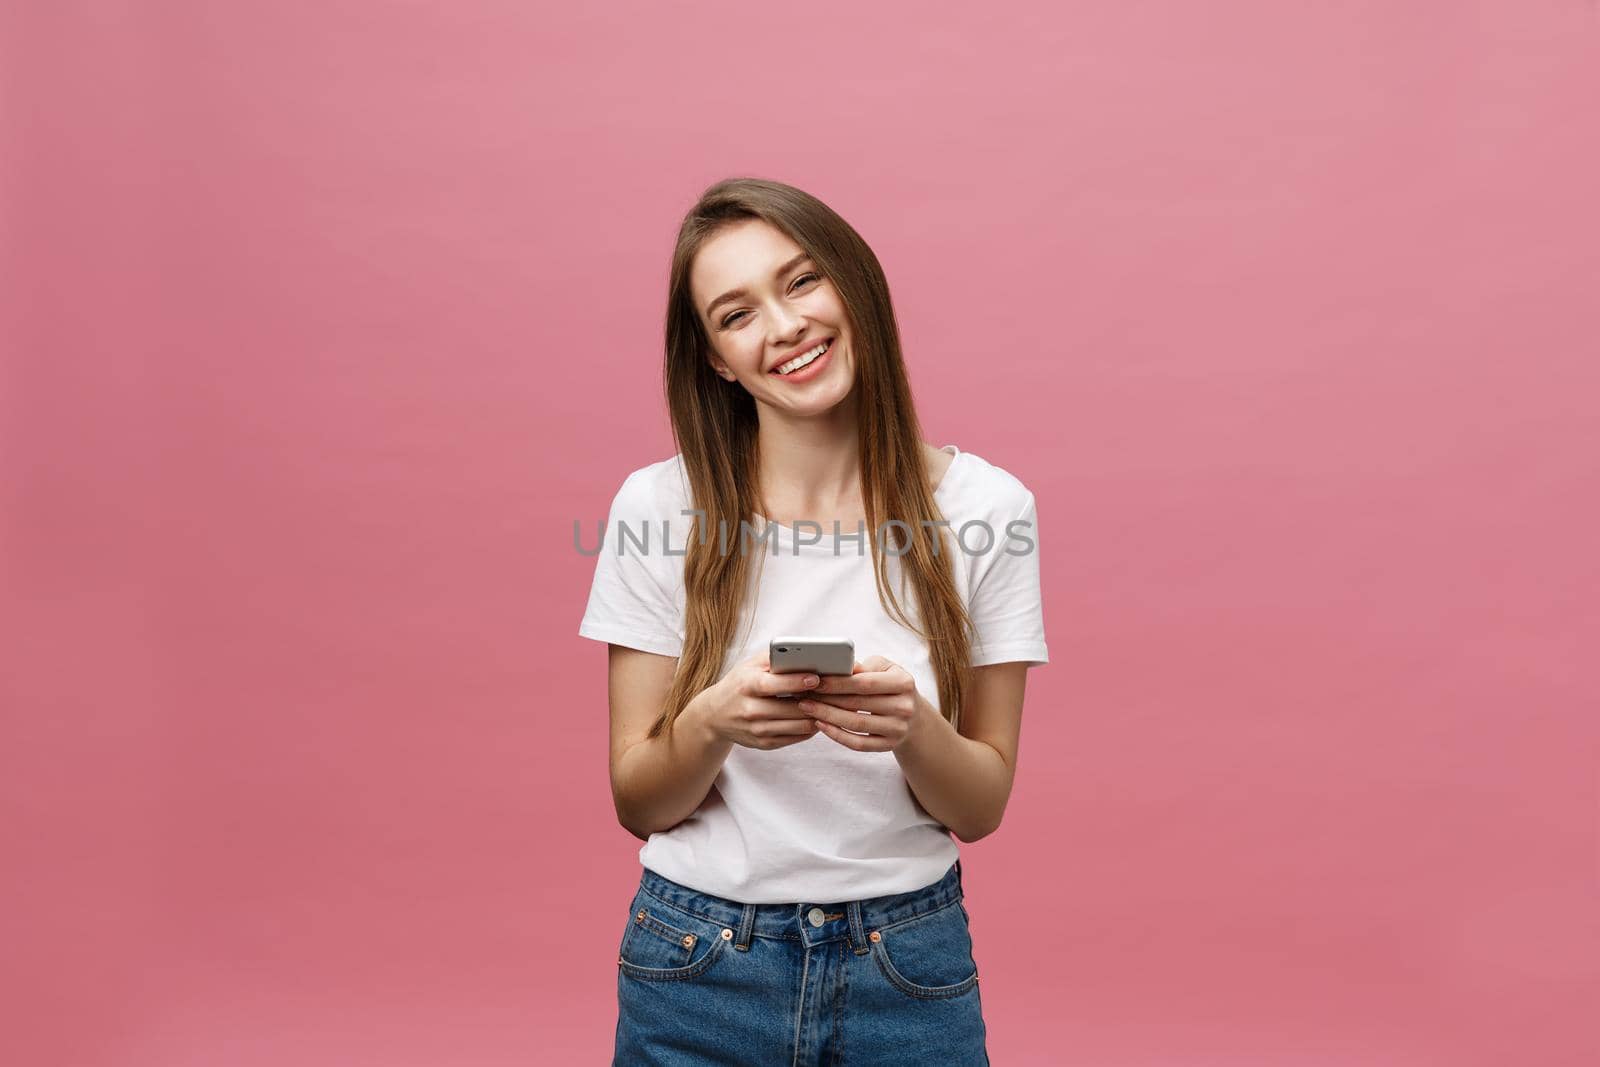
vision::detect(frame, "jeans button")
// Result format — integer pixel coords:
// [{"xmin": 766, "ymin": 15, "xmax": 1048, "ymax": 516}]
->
[{"xmin": 807, "ymin": 907, "xmax": 826, "ymax": 927}]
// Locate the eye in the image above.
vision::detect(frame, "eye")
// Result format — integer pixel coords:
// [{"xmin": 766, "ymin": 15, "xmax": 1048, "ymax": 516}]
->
[{"xmin": 718, "ymin": 274, "xmax": 821, "ymax": 328}]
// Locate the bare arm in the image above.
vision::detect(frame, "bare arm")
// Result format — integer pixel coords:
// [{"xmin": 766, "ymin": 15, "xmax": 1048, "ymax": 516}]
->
[
  {"xmin": 801, "ymin": 659, "xmax": 1028, "ymax": 843},
  {"xmin": 607, "ymin": 645, "xmax": 821, "ymax": 840},
  {"xmin": 607, "ymin": 645, "xmax": 727, "ymax": 841},
  {"xmin": 893, "ymin": 662, "xmax": 1027, "ymax": 842}
]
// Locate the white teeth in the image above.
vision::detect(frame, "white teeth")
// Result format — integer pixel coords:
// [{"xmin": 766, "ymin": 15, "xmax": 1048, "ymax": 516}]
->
[{"xmin": 776, "ymin": 340, "xmax": 830, "ymax": 375}]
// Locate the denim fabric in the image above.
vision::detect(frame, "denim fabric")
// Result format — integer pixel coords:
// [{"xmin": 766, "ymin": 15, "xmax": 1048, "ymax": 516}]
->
[{"xmin": 613, "ymin": 860, "xmax": 989, "ymax": 1066}]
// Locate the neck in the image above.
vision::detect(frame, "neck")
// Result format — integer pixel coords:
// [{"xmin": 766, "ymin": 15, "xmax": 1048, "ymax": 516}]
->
[{"xmin": 753, "ymin": 392, "xmax": 862, "ymax": 515}]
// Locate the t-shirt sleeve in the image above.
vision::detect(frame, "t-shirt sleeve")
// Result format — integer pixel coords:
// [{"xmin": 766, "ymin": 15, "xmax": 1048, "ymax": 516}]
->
[
  {"xmin": 577, "ymin": 470, "xmax": 685, "ymax": 657},
  {"xmin": 967, "ymin": 489, "xmax": 1050, "ymax": 668}
]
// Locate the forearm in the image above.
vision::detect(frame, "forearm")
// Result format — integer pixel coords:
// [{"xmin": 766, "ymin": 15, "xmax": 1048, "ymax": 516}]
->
[
  {"xmin": 894, "ymin": 695, "xmax": 1014, "ymax": 842},
  {"xmin": 612, "ymin": 695, "xmax": 732, "ymax": 840}
]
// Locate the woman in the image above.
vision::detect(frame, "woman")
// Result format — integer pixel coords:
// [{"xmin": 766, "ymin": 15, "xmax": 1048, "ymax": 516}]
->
[{"xmin": 578, "ymin": 177, "xmax": 1049, "ymax": 1065}]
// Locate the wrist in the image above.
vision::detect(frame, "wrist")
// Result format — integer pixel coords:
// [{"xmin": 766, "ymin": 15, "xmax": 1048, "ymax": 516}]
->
[
  {"xmin": 682, "ymin": 690, "xmax": 729, "ymax": 752},
  {"xmin": 898, "ymin": 693, "xmax": 946, "ymax": 762}
]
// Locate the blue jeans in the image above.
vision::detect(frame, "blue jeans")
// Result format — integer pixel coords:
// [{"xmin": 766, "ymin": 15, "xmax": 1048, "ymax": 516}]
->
[{"xmin": 613, "ymin": 860, "xmax": 989, "ymax": 1065}]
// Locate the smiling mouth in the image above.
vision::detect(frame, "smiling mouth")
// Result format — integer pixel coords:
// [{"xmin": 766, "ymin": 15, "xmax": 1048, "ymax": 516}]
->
[{"xmin": 771, "ymin": 338, "xmax": 834, "ymax": 375}]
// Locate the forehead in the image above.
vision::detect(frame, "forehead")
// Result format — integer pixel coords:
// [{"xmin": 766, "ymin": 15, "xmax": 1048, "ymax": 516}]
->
[{"xmin": 689, "ymin": 219, "xmax": 806, "ymax": 304}]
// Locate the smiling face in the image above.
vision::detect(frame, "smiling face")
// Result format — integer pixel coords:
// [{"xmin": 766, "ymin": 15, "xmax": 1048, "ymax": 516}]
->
[{"xmin": 690, "ymin": 218, "xmax": 856, "ymax": 415}]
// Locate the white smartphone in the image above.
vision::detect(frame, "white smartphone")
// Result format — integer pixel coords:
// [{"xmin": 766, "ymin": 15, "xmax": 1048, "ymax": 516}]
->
[{"xmin": 770, "ymin": 636, "xmax": 855, "ymax": 681}]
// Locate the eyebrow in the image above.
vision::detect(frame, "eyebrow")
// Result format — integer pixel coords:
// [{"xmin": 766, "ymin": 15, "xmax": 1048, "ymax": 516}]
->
[{"xmin": 703, "ymin": 252, "xmax": 814, "ymax": 320}]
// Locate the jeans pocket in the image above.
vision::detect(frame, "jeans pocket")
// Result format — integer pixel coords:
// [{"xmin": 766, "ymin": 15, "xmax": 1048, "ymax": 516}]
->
[
  {"xmin": 617, "ymin": 891, "xmax": 729, "ymax": 982},
  {"xmin": 870, "ymin": 899, "xmax": 980, "ymax": 999}
]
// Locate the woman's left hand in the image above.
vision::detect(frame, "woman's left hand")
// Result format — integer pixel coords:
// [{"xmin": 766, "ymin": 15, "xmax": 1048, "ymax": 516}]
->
[{"xmin": 796, "ymin": 656, "xmax": 928, "ymax": 753}]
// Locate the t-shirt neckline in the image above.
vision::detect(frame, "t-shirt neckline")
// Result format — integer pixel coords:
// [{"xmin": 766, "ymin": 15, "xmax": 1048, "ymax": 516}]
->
[{"xmin": 752, "ymin": 444, "xmax": 966, "ymax": 551}]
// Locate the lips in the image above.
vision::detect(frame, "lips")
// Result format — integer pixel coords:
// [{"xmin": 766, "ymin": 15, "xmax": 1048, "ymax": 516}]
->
[{"xmin": 769, "ymin": 337, "xmax": 834, "ymax": 375}]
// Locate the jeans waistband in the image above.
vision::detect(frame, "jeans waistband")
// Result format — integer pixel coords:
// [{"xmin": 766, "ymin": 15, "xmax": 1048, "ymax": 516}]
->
[{"xmin": 636, "ymin": 860, "xmax": 966, "ymax": 956}]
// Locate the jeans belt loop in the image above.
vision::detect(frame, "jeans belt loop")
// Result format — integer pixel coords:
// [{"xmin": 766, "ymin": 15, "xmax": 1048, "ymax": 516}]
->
[
  {"xmin": 847, "ymin": 899, "xmax": 870, "ymax": 956},
  {"xmin": 734, "ymin": 903, "xmax": 757, "ymax": 951}
]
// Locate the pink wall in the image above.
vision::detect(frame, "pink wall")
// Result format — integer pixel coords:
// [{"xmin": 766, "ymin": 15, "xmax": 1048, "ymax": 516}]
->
[{"xmin": 3, "ymin": 2, "xmax": 1595, "ymax": 1064}]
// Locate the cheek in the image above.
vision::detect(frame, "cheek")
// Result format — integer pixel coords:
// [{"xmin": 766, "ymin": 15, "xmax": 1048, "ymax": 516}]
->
[
  {"xmin": 738, "ymin": 342, "xmax": 769, "ymax": 377},
  {"xmin": 712, "ymin": 340, "xmax": 760, "ymax": 377},
  {"xmin": 819, "ymin": 288, "xmax": 849, "ymax": 323}
]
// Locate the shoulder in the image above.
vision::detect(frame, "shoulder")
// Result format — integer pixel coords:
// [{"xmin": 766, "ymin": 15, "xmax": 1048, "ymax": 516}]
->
[
  {"xmin": 944, "ymin": 448, "xmax": 1037, "ymax": 522},
  {"xmin": 607, "ymin": 453, "xmax": 691, "ymax": 516},
  {"xmin": 921, "ymin": 441, "xmax": 957, "ymax": 489}
]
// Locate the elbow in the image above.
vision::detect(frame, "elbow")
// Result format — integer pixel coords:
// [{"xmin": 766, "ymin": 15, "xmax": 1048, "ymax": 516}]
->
[
  {"xmin": 611, "ymin": 785, "xmax": 652, "ymax": 841},
  {"xmin": 614, "ymin": 804, "xmax": 649, "ymax": 841},
  {"xmin": 953, "ymin": 825, "xmax": 995, "ymax": 844},
  {"xmin": 612, "ymin": 789, "xmax": 676, "ymax": 841},
  {"xmin": 952, "ymin": 815, "xmax": 1003, "ymax": 844},
  {"xmin": 612, "ymin": 797, "xmax": 655, "ymax": 842}
]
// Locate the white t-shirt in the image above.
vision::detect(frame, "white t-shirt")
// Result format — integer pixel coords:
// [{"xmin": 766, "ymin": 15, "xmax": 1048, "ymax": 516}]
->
[{"xmin": 577, "ymin": 444, "xmax": 1049, "ymax": 903}]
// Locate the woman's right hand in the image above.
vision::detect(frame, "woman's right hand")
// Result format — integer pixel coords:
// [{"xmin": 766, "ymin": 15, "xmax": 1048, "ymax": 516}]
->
[{"xmin": 692, "ymin": 651, "xmax": 822, "ymax": 750}]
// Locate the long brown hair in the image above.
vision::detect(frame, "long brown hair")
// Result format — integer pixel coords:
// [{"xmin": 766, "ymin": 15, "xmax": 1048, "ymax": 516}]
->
[{"xmin": 651, "ymin": 177, "xmax": 976, "ymax": 738}]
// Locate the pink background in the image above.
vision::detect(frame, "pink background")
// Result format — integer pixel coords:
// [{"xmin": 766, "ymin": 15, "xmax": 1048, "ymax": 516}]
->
[{"xmin": 3, "ymin": 2, "xmax": 1596, "ymax": 1064}]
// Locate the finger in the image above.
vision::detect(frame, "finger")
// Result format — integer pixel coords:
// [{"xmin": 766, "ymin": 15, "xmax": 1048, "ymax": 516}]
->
[
  {"xmin": 757, "ymin": 715, "xmax": 820, "ymax": 733},
  {"xmin": 797, "ymin": 695, "xmax": 903, "ymax": 719},
  {"xmin": 813, "ymin": 670, "xmax": 895, "ymax": 696},
  {"xmin": 799, "ymin": 700, "xmax": 898, "ymax": 736},
  {"xmin": 747, "ymin": 695, "xmax": 826, "ymax": 719},
  {"xmin": 814, "ymin": 718, "xmax": 892, "ymax": 752},
  {"xmin": 859, "ymin": 655, "xmax": 893, "ymax": 673},
  {"xmin": 755, "ymin": 670, "xmax": 821, "ymax": 697}
]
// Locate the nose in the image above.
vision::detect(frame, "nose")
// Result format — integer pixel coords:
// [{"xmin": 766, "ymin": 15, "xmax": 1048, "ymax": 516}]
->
[{"xmin": 768, "ymin": 304, "xmax": 807, "ymax": 343}]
